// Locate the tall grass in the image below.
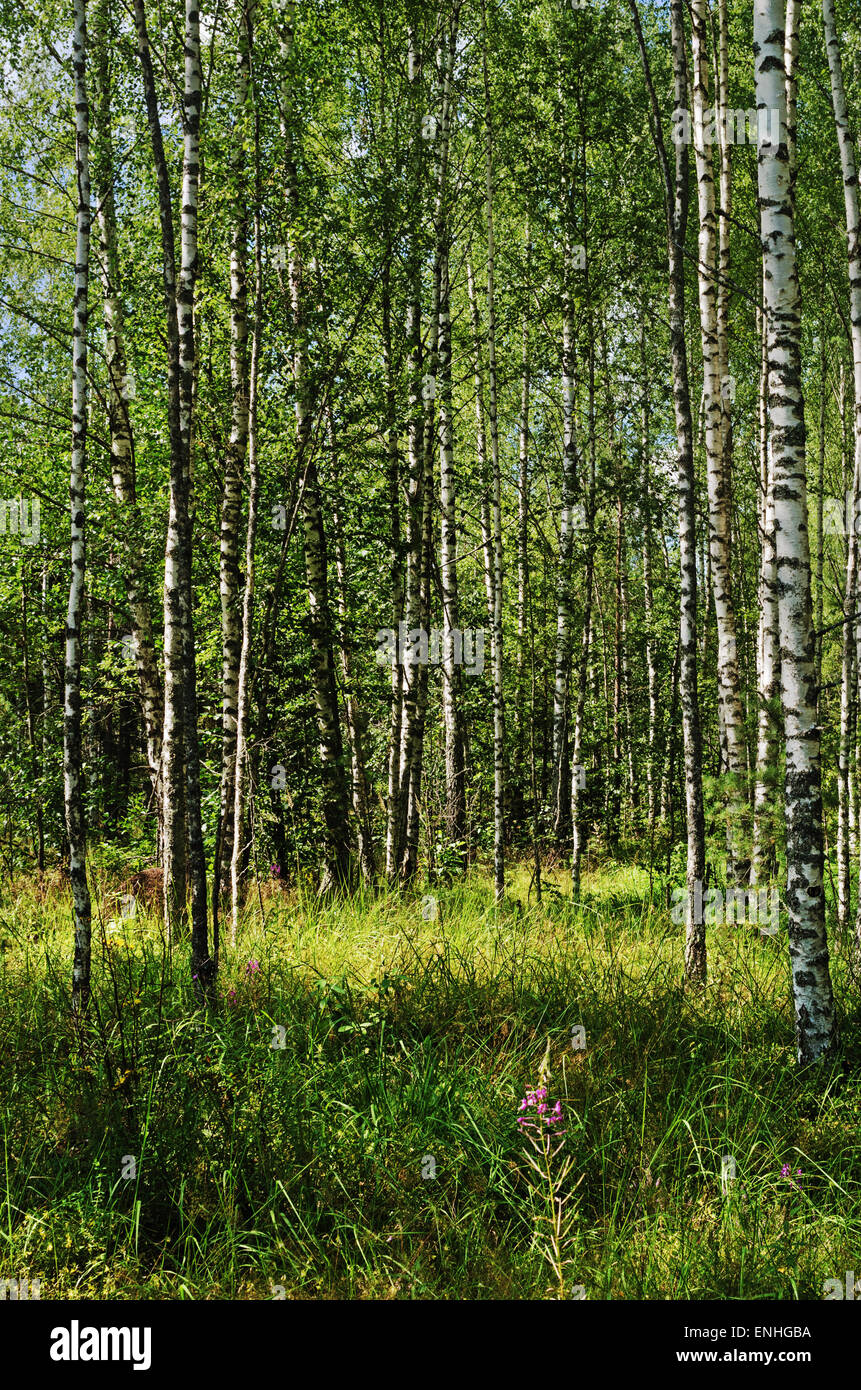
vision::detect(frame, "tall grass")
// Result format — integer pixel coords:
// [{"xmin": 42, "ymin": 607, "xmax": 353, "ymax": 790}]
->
[{"xmin": 0, "ymin": 864, "xmax": 859, "ymax": 1299}]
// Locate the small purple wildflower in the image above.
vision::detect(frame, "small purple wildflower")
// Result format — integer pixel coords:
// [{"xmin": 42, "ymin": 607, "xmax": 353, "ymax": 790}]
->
[{"xmin": 517, "ymin": 1084, "xmax": 566, "ymax": 1137}]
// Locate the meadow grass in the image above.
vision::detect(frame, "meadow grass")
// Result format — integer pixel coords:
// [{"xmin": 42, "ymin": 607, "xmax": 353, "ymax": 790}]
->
[{"xmin": 0, "ymin": 859, "xmax": 859, "ymax": 1300}]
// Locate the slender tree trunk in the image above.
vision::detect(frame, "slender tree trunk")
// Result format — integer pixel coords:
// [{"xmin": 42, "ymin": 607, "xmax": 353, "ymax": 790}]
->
[
  {"xmin": 300, "ymin": 454, "xmax": 352, "ymax": 891},
  {"xmin": 399, "ymin": 11, "xmax": 458, "ymax": 883},
  {"xmin": 480, "ymin": 0, "xmax": 505, "ymax": 902},
  {"xmin": 752, "ymin": 302, "xmax": 780, "ymax": 882},
  {"xmin": 467, "ymin": 261, "xmax": 494, "ymax": 844},
  {"xmin": 406, "ymin": 4, "xmax": 463, "ymax": 868},
  {"xmin": 326, "ymin": 410, "xmax": 377, "ymax": 884},
  {"xmin": 438, "ymin": 245, "xmax": 465, "ymax": 852},
  {"xmin": 716, "ymin": 0, "xmax": 733, "ymax": 569},
  {"xmin": 314, "ymin": 259, "xmax": 377, "ymax": 885},
  {"xmin": 661, "ymin": 637, "xmax": 682, "ymax": 829},
  {"xmin": 134, "ymin": 0, "xmax": 185, "ymax": 930},
  {"xmin": 611, "ymin": 489, "xmax": 623, "ymax": 841},
  {"xmin": 68, "ymin": 0, "xmax": 93, "ymax": 1015},
  {"xmin": 620, "ymin": 544, "xmax": 636, "ymax": 813},
  {"xmin": 851, "ymin": 633, "xmax": 859, "ymax": 871},
  {"xmin": 835, "ymin": 353, "xmax": 853, "ymax": 930},
  {"xmin": 815, "ymin": 349, "xmax": 826, "ymax": 700},
  {"xmin": 177, "ymin": 0, "xmax": 211, "ymax": 986},
  {"xmin": 279, "ymin": 5, "xmax": 351, "ymax": 891},
  {"xmin": 527, "ymin": 549, "xmax": 542, "ymax": 904},
  {"xmin": 437, "ymin": 106, "xmax": 463, "ymax": 860},
  {"xmin": 631, "ymin": 0, "xmax": 706, "ymax": 982},
  {"xmin": 468, "ymin": 259, "xmax": 505, "ymax": 900},
  {"xmin": 400, "ymin": 370, "xmax": 436, "ymax": 883},
  {"xmin": 691, "ymin": 0, "xmax": 748, "ymax": 884},
  {"xmin": 515, "ymin": 224, "xmax": 531, "ymax": 832},
  {"xmin": 837, "ymin": 484, "xmax": 857, "ymax": 933},
  {"xmin": 91, "ymin": 0, "xmax": 163, "ymax": 817},
  {"xmin": 822, "ymin": 0, "xmax": 861, "ymax": 963},
  {"xmin": 387, "ymin": 24, "xmax": 423, "ymax": 879},
  {"xmin": 21, "ymin": 579, "xmax": 44, "ymax": 870},
  {"xmin": 230, "ymin": 52, "xmax": 262, "ymax": 947},
  {"xmin": 571, "ymin": 333, "xmax": 597, "ymax": 897},
  {"xmin": 383, "ymin": 258, "xmax": 405, "ymax": 882},
  {"xmin": 756, "ymin": 0, "xmax": 835, "ymax": 1061},
  {"xmin": 640, "ymin": 315, "xmax": 658, "ymax": 833},
  {"xmin": 550, "ymin": 233, "xmax": 578, "ymax": 838},
  {"xmin": 133, "ymin": 0, "xmax": 210, "ymax": 987},
  {"xmin": 214, "ymin": 4, "xmax": 251, "ymax": 937}
]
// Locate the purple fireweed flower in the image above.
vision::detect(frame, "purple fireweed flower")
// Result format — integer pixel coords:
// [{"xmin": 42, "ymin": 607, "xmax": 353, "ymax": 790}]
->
[
  {"xmin": 518, "ymin": 1084, "xmax": 566, "ymax": 1137},
  {"xmin": 246, "ymin": 959, "xmax": 261, "ymax": 974}
]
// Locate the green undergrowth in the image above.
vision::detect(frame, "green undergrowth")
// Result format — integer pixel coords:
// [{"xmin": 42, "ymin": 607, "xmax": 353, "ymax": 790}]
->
[{"xmin": 0, "ymin": 862, "xmax": 859, "ymax": 1300}]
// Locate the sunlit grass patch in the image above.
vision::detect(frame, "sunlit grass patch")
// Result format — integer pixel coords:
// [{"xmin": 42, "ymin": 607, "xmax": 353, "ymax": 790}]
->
[{"xmin": 1, "ymin": 863, "xmax": 859, "ymax": 1299}]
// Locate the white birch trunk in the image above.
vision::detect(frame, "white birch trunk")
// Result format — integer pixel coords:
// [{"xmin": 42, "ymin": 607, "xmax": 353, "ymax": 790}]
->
[
  {"xmin": 515, "ymin": 225, "xmax": 531, "ymax": 823},
  {"xmin": 68, "ymin": 0, "xmax": 93, "ymax": 1014},
  {"xmin": 752, "ymin": 304, "xmax": 780, "ymax": 882},
  {"xmin": 691, "ymin": 0, "xmax": 748, "ymax": 883},
  {"xmin": 438, "ymin": 244, "xmax": 465, "ymax": 850},
  {"xmin": 230, "ymin": 64, "xmax": 262, "ymax": 945},
  {"xmin": 91, "ymin": 0, "xmax": 163, "ymax": 813},
  {"xmin": 214, "ymin": 6, "xmax": 251, "ymax": 940},
  {"xmin": 550, "ymin": 231, "xmax": 578, "ymax": 836},
  {"xmin": 280, "ymin": 5, "xmax": 351, "ymax": 890},
  {"xmin": 390, "ymin": 23, "xmax": 425, "ymax": 879},
  {"xmin": 630, "ymin": 0, "xmax": 707, "ymax": 982},
  {"xmin": 822, "ymin": 0, "xmax": 861, "ymax": 959},
  {"xmin": 755, "ymin": 0, "xmax": 835, "ymax": 1061}
]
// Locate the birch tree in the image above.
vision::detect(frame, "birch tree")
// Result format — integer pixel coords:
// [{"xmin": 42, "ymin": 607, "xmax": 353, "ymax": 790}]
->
[
  {"xmin": 279, "ymin": 1, "xmax": 351, "ymax": 891},
  {"xmin": 230, "ymin": 47, "xmax": 262, "ymax": 943},
  {"xmin": 550, "ymin": 235, "xmax": 579, "ymax": 838},
  {"xmin": 214, "ymin": 2, "xmax": 252, "ymax": 935},
  {"xmin": 177, "ymin": 0, "xmax": 211, "ymax": 985},
  {"xmin": 755, "ymin": 0, "xmax": 835, "ymax": 1060},
  {"xmin": 389, "ymin": 15, "xmax": 424, "ymax": 880},
  {"xmin": 132, "ymin": 0, "xmax": 212, "ymax": 991},
  {"xmin": 438, "ymin": 230, "xmax": 465, "ymax": 852},
  {"xmin": 691, "ymin": 0, "xmax": 748, "ymax": 885},
  {"xmin": 68, "ymin": 0, "xmax": 93, "ymax": 1014},
  {"xmin": 480, "ymin": 0, "xmax": 505, "ymax": 904},
  {"xmin": 630, "ymin": 0, "xmax": 707, "ymax": 984},
  {"xmin": 401, "ymin": 4, "xmax": 462, "ymax": 874},
  {"xmin": 91, "ymin": 0, "xmax": 163, "ymax": 816},
  {"xmin": 822, "ymin": 0, "xmax": 861, "ymax": 960},
  {"xmin": 132, "ymin": 0, "xmax": 187, "ymax": 936},
  {"xmin": 752, "ymin": 305, "xmax": 780, "ymax": 884}
]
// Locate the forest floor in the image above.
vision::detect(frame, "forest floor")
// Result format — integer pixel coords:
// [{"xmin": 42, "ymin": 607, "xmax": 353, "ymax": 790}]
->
[{"xmin": 1, "ymin": 860, "xmax": 859, "ymax": 1300}]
